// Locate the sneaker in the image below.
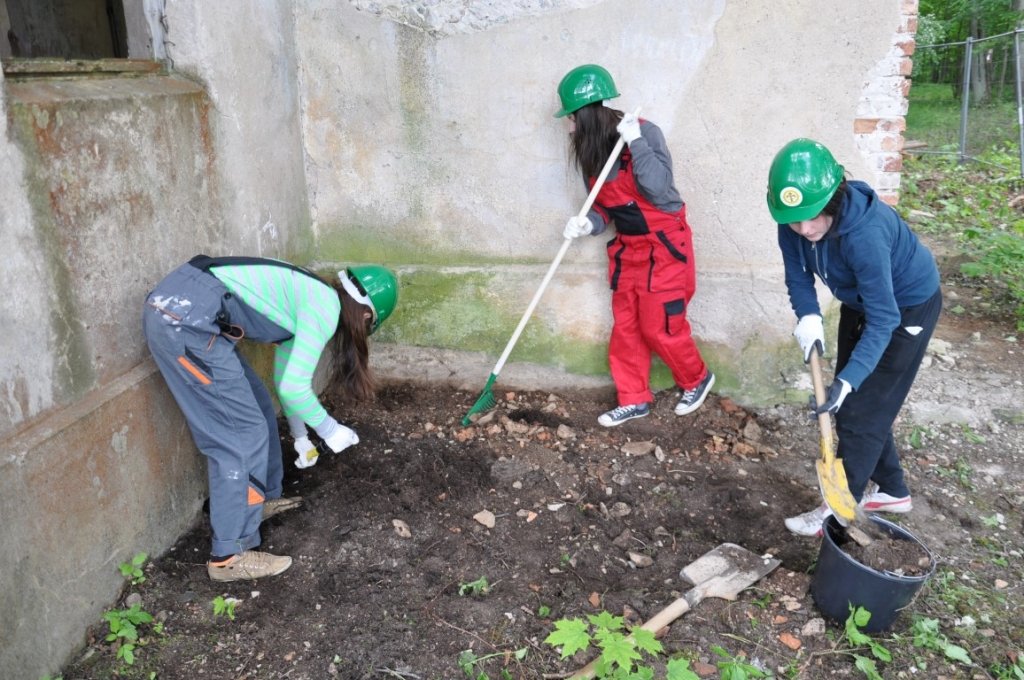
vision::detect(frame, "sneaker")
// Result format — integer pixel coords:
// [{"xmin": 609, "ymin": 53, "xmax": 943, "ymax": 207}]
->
[
  {"xmin": 861, "ymin": 491, "xmax": 912, "ymax": 513},
  {"xmin": 261, "ymin": 496, "xmax": 303, "ymax": 522},
  {"xmin": 208, "ymin": 550, "xmax": 292, "ymax": 582},
  {"xmin": 598, "ymin": 403, "xmax": 650, "ymax": 427},
  {"xmin": 784, "ymin": 503, "xmax": 831, "ymax": 537},
  {"xmin": 674, "ymin": 372, "xmax": 716, "ymax": 416}
]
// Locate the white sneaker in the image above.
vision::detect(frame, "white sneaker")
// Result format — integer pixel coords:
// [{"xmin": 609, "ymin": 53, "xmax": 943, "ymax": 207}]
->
[
  {"xmin": 784, "ymin": 503, "xmax": 832, "ymax": 536},
  {"xmin": 598, "ymin": 403, "xmax": 650, "ymax": 427},
  {"xmin": 861, "ymin": 491, "xmax": 912, "ymax": 513}
]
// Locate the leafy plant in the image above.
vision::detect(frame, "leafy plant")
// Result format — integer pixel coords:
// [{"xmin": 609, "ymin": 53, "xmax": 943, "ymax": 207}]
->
[
  {"xmin": 103, "ymin": 603, "xmax": 160, "ymax": 666},
  {"xmin": 711, "ymin": 645, "xmax": 768, "ymax": 680},
  {"xmin": 537, "ymin": 604, "xmax": 552, "ymax": 618},
  {"xmin": 544, "ymin": 611, "xmax": 700, "ymax": 679},
  {"xmin": 843, "ymin": 606, "xmax": 892, "ymax": 680},
  {"xmin": 907, "ymin": 425, "xmax": 931, "ymax": 449},
  {"xmin": 457, "ymin": 647, "xmax": 527, "ymax": 680},
  {"xmin": 960, "ymin": 424, "xmax": 986, "ymax": 445},
  {"xmin": 212, "ymin": 594, "xmax": 238, "ymax": 621},
  {"xmin": 458, "ymin": 576, "xmax": 491, "ymax": 597},
  {"xmin": 118, "ymin": 552, "xmax": 148, "ymax": 586},
  {"xmin": 910, "ymin": 617, "xmax": 973, "ymax": 666}
]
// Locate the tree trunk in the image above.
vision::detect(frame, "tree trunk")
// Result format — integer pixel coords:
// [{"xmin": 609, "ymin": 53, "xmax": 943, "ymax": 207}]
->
[{"xmin": 970, "ymin": 16, "xmax": 989, "ymax": 103}]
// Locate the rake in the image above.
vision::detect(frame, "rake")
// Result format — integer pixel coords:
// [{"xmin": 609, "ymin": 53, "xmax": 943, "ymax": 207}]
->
[{"xmin": 462, "ymin": 108, "xmax": 639, "ymax": 425}]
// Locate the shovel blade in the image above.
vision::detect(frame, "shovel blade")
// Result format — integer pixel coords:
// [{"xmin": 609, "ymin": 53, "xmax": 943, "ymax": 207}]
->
[
  {"xmin": 816, "ymin": 458, "xmax": 858, "ymax": 526},
  {"xmin": 679, "ymin": 543, "xmax": 781, "ymax": 601}
]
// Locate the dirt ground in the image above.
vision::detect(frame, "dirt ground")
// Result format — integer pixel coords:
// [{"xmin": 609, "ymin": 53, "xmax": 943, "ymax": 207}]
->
[{"xmin": 61, "ymin": 265, "xmax": 1024, "ymax": 680}]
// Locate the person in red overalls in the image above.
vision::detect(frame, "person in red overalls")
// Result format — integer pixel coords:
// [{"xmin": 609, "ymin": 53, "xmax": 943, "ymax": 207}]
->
[{"xmin": 555, "ymin": 64, "xmax": 714, "ymax": 427}]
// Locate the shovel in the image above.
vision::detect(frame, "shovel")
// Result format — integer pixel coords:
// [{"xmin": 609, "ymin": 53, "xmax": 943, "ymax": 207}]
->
[
  {"xmin": 569, "ymin": 544, "xmax": 780, "ymax": 679},
  {"xmin": 809, "ymin": 348, "xmax": 877, "ymax": 546}
]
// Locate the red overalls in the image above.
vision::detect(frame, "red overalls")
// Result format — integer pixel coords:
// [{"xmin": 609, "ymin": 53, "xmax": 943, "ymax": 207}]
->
[{"xmin": 591, "ymin": 150, "xmax": 709, "ymax": 406}]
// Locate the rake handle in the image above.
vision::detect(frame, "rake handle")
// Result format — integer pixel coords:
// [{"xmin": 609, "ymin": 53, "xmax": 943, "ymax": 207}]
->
[{"xmin": 490, "ymin": 107, "xmax": 641, "ymax": 376}]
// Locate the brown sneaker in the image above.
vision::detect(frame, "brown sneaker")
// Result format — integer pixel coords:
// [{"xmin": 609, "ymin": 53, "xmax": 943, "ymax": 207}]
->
[
  {"xmin": 207, "ymin": 550, "xmax": 292, "ymax": 581},
  {"xmin": 261, "ymin": 496, "xmax": 303, "ymax": 522}
]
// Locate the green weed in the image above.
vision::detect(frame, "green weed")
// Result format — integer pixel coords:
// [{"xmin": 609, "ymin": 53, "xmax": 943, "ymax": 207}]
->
[
  {"xmin": 103, "ymin": 603, "xmax": 161, "ymax": 666},
  {"xmin": 544, "ymin": 611, "xmax": 700, "ymax": 679},
  {"xmin": 457, "ymin": 647, "xmax": 527, "ymax": 680},
  {"xmin": 711, "ymin": 645, "xmax": 769, "ymax": 679},
  {"xmin": 458, "ymin": 576, "xmax": 491, "ymax": 597},
  {"xmin": 118, "ymin": 552, "xmax": 148, "ymax": 586},
  {"xmin": 212, "ymin": 594, "xmax": 238, "ymax": 620},
  {"xmin": 910, "ymin": 617, "xmax": 973, "ymax": 666}
]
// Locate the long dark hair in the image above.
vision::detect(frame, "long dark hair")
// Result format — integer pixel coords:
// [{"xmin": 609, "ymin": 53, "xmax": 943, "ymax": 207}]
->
[
  {"xmin": 569, "ymin": 102, "xmax": 624, "ymax": 178},
  {"xmin": 327, "ymin": 281, "xmax": 374, "ymax": 401},
  {"xmin": 822, "ymin": 179, "xmax": 848, "ymax": 219}
]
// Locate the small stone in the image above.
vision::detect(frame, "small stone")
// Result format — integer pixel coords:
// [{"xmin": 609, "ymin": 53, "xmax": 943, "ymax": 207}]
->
[
  {"xmin": 392, "ymin": 519, "xmax": 412, "ymax": 538},
  {"xmin": 588, "ymin": 591, "xmax": 601, "ymax": 608},
  {"xmin": 995, "ymin": 579, "xmax": 1009, "ymax": 589},
  {"xmin": 779, "ymin": 632, "xmax": 802, "ymax": 650},
  {"xmin": 628, "ymin": 552, "xmax": 653, "ymax": 568},
  {"xmin": 556, "ymin": 424, "xmax": 575, "ymax": 439},
  {"xmin": 612, "ymin": 529, "xmax": 633, "ymax": 549},
  {"xmin": 802, "ymin": 618, "xmax": 826, "ymax": 636},
  {"xmin": 473, "ymin": 510, "xmax": 496, "ymax": 528},
  {"xmin": 609, "ymin": 502, "xmax": 632, "ymax": 518},
  {"xmin": 621, "ymin": 441, "xmax": 656, "ymax": 456}
]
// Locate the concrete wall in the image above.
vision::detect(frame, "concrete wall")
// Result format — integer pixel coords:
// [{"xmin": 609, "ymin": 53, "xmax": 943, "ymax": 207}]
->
[
  {"xmin": 0, "ymin": 1, "xmax": 916, "ymax": 677},
  {"xmin": 0, "ymin": 5, "xmax": 312, "ymax": 678},
  {"xmin": 295, "ymin": 0, "xmax": 915, "ymax": 402}
]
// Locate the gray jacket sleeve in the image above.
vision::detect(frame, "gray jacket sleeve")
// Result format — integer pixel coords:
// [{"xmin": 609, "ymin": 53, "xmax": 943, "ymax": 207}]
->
[{"xmin": 628, "ymin": 121, "xmax": 683, "ymax": 211}]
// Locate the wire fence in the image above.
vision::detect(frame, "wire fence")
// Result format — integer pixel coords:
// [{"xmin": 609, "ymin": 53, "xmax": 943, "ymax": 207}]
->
[{"xmin": 911, "ymin": 27, "xmax": 1024, "ymax": 176}]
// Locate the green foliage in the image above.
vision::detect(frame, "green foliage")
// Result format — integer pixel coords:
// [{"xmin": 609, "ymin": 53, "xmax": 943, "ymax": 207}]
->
[
  {"xmin": 711, "ymin": 645, "xmax": 768, "ymax": 679},
  {"xmin": 907, "ymin": 425, "xmax": 931, "ymax": 449},
  {"xmin": 457, "ymin": 647, "xmax": 527, "ymax": 680},
  {"xmin": 458, "ymin": 576, "xmax": 491, "ymax": 597},
  {"xmin": 537, "ymin": 604, "xmax": 552, "ymax": 618},
  {"xmin": 103, "ymin": 603, "xmax": 160, "ymax": 666},
  {"xmin": 544, "ymin": 612, "xmax": 699, "ymax": 679},
  {"xmin": 900, "ymin": 149, "xmax": 1024, "ymax": 330},
  {"xmin": 118, "ymin": 552, "xmax": 148, "ymax": 586},
  {"xmin": 990, "ymin": 655, "xmax": 1024, "ymax": 679},
  {"xmin": 212, "ymin": 595, "xmax": 238, "ymax": 621},
  {"xmin": 910, "ymin": 617, "xmax": 974, "ymax": 665}
]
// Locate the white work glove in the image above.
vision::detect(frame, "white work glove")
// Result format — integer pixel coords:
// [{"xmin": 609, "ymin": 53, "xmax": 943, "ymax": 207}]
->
[
  {"xmin": 293, "ymin": 436, "xmax": 320, "ymax": 469},
  {"xmin": 616, "ymin": 111, "xmax": 641, "ymax": 144},
  {"xmin": 793, "ymin": 314, "xmax": 825, "ymax": 363},
  {"xmin": 314, "ymin": 416, "xmax": 360, "ymax": 454},
  {"xmin": 563, "ymin": 215, "xmax": 593, "ymax": 239}
]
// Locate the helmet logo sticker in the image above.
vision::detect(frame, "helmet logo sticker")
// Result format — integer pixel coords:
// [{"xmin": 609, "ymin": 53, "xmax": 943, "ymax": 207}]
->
[{"xmin": 780, "ymin": 187, "xmax": 803, "ymax": 207}]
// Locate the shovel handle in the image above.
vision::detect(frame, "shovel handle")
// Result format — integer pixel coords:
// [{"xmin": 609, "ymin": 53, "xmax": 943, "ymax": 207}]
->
[
  {"xmin": 569, "ymin": 590, "xmax": 692, "ymax": 679},
  {"xmin": 808, "ymin": 348, "xmax": 836, "ymax": 464}
]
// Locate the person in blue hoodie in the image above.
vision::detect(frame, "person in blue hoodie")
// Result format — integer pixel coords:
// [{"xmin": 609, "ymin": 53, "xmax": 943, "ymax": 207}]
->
[{"xmin": 766, "ymin": 138, "xmax": 942, "ymax": 537}]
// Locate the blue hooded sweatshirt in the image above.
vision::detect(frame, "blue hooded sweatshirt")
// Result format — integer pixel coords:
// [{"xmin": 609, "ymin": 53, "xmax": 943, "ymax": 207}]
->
[{"xmin": 777, "ymin": 180, "xmax": 939, "ymax": 389}]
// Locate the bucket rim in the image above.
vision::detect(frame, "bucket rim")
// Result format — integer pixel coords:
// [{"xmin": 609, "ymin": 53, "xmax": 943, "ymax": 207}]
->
[{"xmin": 822, "ymin": 514, "xmax": 936, "ymax": 583}]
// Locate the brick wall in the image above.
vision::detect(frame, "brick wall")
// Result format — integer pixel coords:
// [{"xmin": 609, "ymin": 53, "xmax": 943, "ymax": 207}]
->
[{"xmin": 854, "ymin": 0, "xmax": 918, "ymax": 205}]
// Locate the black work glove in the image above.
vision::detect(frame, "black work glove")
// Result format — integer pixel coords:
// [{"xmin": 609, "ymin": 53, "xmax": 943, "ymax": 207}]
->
[{"xmin": 809, "ymin": 379, "xmax": 852, "ymax": 416}]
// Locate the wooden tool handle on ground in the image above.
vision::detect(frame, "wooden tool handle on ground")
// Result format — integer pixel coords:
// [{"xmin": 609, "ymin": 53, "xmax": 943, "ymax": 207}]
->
[{"xmin": 569, "ymin": 590, "xmax": 694, "ymax": 679}]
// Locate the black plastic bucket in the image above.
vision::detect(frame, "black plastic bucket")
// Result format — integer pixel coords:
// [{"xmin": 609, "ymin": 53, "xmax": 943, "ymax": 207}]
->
[{"xmin": 810, "ymin": 515, "xmax": 935, "ymax": 632}]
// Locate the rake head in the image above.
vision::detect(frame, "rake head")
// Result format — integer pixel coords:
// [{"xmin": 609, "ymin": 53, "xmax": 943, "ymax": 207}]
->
[{"xmin": 461, "ymin": 373, "xmax": 498, "ymax": 426}]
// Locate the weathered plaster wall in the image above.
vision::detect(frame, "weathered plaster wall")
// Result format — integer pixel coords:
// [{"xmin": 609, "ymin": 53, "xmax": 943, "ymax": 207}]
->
[
  {"xmin": 162, "ymin": 2, "xmax": 312, "ymax": 259},
  {"xmin": 296, "ymin": 0, "xmax": 914, "ymax": 402}
]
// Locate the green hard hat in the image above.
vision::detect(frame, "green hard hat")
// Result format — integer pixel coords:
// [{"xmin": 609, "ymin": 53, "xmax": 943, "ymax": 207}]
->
[
  {"xmin": 554, "ymin": 64, "xmax": 620, "ymax": 118},
  {"xmin": 766, "ymin": 138, "xmax": 844, "ymax": 223},
  {"xmin": 338, "ymin": 265, "xmax": 399, "ymax": 334}
]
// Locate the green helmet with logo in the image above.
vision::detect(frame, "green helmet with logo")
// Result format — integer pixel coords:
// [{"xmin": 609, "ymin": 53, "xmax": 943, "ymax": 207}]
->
[
  {"xmin": 338, "ymin": 265, "xmax": 398, "ymax": 334},
  {"xmin": 766, "ymin": 138, "xmax": 845, "ymax": 224},
  {"xmin": 554, "ymin": 64, "xmax": 620, "ymax": 118}
]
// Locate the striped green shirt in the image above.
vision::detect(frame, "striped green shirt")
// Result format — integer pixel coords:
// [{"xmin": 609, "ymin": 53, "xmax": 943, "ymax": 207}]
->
[{"xmin": 211, "ymin": 263, "xmax": 340, "ymax": 428}]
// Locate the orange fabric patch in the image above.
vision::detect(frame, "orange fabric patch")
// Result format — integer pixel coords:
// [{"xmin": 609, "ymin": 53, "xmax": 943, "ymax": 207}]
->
[
  {"xmin": 247, "ymin": 485, "xmax": 265, "ymax": 506},
  {"xmin": 177, "ymin": 356, "xmax": 212, "ymax": 385}
]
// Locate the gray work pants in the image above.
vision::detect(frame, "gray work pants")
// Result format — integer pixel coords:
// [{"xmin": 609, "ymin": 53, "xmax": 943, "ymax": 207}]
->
[{"xmin": 143, "ymin": 263, "xmax": 284, "ymax": 556}]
